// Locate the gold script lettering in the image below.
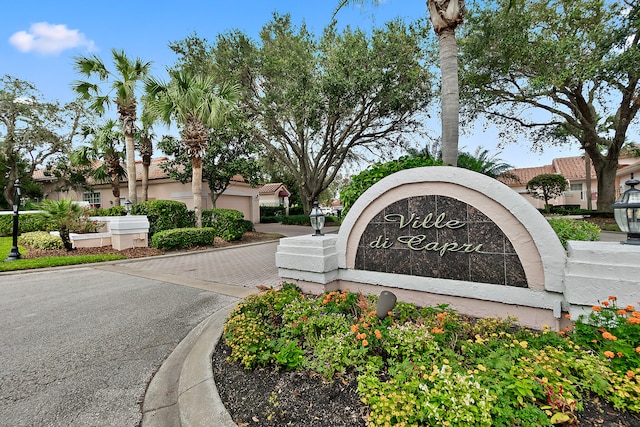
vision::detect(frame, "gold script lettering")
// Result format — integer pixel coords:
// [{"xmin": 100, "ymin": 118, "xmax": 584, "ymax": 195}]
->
[
  {"xmin": 384, "ymin": 212, "xmax": 465, "ymax": 230},
  {"xmin": 396, "ymin": 235, "xmax": 483, "ymax": 257}
]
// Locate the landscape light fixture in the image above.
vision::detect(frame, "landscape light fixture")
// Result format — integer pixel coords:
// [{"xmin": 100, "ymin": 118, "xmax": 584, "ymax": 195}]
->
[
  {"xmin": 5, "ymin": 179, "xmax": 22, "ymax": 261},
  {"xmin": 376, "ymin": 290, "xmax": 397, "ymax": 319},
  {"xmin": 612, "ymin": 173, "xmax": 640, "ymax": 245},
  {"xmin": 124, "ymin": 199, "xmax": 132, "ymax": 215},
  {"xmin": 309, "ymin": 201, "xmax": 325, "ymax": 236}
]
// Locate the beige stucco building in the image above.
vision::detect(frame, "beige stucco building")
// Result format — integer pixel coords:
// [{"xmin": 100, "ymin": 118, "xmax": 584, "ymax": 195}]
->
[
  {"xmin": 501, "ymin": 155, "xmax": 640, "ymax": 210},
  {"xmin": 34, "ymin": 158, "xmax": 261, "ymax": 223}
]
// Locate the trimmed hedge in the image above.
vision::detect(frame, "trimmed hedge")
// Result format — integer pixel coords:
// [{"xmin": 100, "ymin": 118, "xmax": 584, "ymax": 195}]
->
[
  {"xmin": 260, "ymin": 205, "xmax": 285, "ymax": 217},
  {"xmin": 18, "ymin": 231, "xmax": 64, "ymax": 250},
  {"xmin": 0, "ymin": 213, "xmax": 53, "ymax": 236},
  {"xmin": 132, "ymin": 200, "xmax": 194, "ymax": 237},
  {"xmin": 202, "ymin": 208, "xmax": 251, "ymax": 242},
  {"xmin": 151, "ymin": 227, "xmax": 216, "ymax": 250}
]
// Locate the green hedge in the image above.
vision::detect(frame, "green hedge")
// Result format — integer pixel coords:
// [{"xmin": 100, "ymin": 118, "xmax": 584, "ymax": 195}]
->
[
  {"xmin": 88, "ymin": 206, "xmax": 127, "ymax": 216},
  {"xmin": 202, "ymin": 208, "xmax": 251, "ymax": 242},
  {"xmin": 18, "ymin": 231, "xmax": 64, "ymax": 250},
  {"xmin": 132, "ymin": 200, "xmax": 194, "ymax": 237},
  {"xmin": 260, "ymin": 205, "xmax": 285, "ymax": 217},
  {"xmin": 151, "ymin": 227, "xmax": 216, "ymax": 250},
  {"xmin": 0, "ymin": 213, "xmax": 53, "ymax": 236}
]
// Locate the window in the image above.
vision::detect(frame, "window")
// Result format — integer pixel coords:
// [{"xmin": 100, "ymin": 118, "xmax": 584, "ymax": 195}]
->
[
  {"xmin": 83, "ymin": 192, "xmax": 101, "ymax": 208},
  {"xmin": 570, "ymin": 183, "xmax": 583, "ymax": 200}
]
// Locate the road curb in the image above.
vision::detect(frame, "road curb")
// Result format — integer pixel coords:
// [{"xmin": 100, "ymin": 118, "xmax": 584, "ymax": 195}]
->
[{"xmin": 141, "ymin": 302, "xmax": 239, "ymax": 427}]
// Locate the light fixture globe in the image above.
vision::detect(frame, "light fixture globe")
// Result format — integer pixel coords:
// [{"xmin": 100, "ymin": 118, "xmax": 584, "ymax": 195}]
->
[
  {"xmin": 309, "ymin": 201, "xmax": 325, "ymax": 236},
  {"xmin": 612, "ymin": 173, "xmax": 640, "ymax": 245}
]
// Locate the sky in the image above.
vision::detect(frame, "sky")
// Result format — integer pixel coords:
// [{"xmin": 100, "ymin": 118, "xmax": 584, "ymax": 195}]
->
[{"xmin": 0, "ymin": 0, "xmax": 591, "ymax": 169}]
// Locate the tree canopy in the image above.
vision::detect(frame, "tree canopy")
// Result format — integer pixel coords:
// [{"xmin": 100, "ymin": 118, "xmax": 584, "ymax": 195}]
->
[
  {"xmin": 201, "ymin": 14, "xmax": 436, "ymax": 213},
  {"xmin": 460, "ymin": 0, "xmax": 639, "ymax": 211},
  {"xmin": 0, "ymin": 75, "xmax": 87, "ymax": 206},
  {"xmin": 526, "ymin": 173, "xmax": 569, "ymax": 213}
]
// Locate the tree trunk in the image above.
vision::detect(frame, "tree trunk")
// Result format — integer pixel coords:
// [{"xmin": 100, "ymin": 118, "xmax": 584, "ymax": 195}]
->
[
  {"xmin": 60, "ymin": 226, "xmax": 74, "ymax": 251},
  {"xmin": 439, "ymin": 28, "xmax": 460, "ymax": 166},
  {"xmin": 594, "ymin": 158, "xmax": 618, "ymax": 212},
  {"xmin": 192, "ymin": 156, "xmax": 203, "ymax": 228},
  {"xmin": 111, "ymin": 173, "xmax": 121, "ymax": 206},
  {"xmin": 142, "ymin": 154, "xmax": 151, "ymax": 202},
  {"xmin": 125, "ymin": 131, "xmax": 137, "ymax": 204},
  {"xmin": 585, "ymin": 151, "xmax": 592, "ymax": 210}
]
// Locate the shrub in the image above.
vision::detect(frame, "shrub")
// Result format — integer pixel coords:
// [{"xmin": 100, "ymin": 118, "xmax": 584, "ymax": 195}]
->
[
  {"xmin": 260, "ymin": 205, "xmax": 285, "ymax": 217},
  {"xmin": 18, "ymin": 231, "xmax": 64, "ymax": 250},
  {"xmin": 260, "ymin": 216, "xmax": 280, "ymax": 224},
  {"xmin": 132, "ymin": 200, "xmax": 194, "ymax": 237},
  {"xmin": 202, "ymin": 208, "xmax": 249, "ymax": 241},
  {"xmin": 289, "ymin": 206, "xmax": 304, "ymax": 215},
  {"xmin": 150, "ymin": 227, "xmax": 216, "ymax": 250},
  {"xmin": 88, "ymin": 206, "xmax": 127, "ymax": 216},
  {"xmin": 280, "ymin": 214, "xmax": 310, "ymax": 226},
  {"xmin": 0, "ymin": 213, "xmax": 53, "ymax": 236},
  {"xmin": 547, "ymin": 218, "xmax": 600, "ymax": 247}
]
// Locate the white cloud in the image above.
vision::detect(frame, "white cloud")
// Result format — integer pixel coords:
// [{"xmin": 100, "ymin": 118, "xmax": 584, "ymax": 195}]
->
[{"xmin": 9, "ymin": 22, "xmax": 96, "ymax": 55}]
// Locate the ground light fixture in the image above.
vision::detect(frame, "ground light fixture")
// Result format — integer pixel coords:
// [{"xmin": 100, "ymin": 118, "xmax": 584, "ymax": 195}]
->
[
  {"xmin": 309, "ymin": 201, "xmax": 325, "ymax": 236},
  {"xmin": 5, "ymin": 179, "xmax": 22, "ymax": 261},
  {"xmin": 612, "ymin": 173, "xmax": 640, "ymax": 245},
  {"xmin": 376, "ymin": 290, "xmax": 397, "ymax": 318},
  {"xmin": 124, "ymin": 199, "xmax": 132, "ymax": 215}
]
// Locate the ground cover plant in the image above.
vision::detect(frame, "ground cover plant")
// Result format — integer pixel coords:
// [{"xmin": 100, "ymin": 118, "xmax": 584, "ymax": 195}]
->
[{"xmin": 221, "ymin": 286, "xmax": 640, "ymax": 426}]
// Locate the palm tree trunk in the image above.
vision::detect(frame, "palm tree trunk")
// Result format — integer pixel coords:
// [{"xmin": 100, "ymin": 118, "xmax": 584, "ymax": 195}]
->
[
  {"xmin": 111, "ymin": 173, "xmax": 121, "ymax": 206},
  {"xmin": 125, "ymin": 132, "xmax": 137, "ymax": 204},
  {"xmin": 192, "ymin": 157, "xmax": 203, "ymax": 228},
  {"xmin": 142, "ymin": 154, "xmax": 150, "ymax": 202},
  {"xmin": 439, "ymin": 28, "xmax": 460, "ymax": 167}
]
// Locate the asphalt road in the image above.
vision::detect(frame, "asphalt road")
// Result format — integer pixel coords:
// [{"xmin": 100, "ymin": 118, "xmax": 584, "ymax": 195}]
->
[{"xmin": 0, "ymin": 266, "xmax": 239, "ymax": 427}]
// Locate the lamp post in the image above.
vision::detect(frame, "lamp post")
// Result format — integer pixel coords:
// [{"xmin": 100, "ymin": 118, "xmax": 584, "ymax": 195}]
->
[
  {"xmin": 5, "ymin": 179, "xmax": 22, "ymax": 261},
  {"xmin": 124, "ymin": 199, "xmax": 132, "ymax": 216},
  {"xmin": 309, "ymin": 201, "xmax": 325, "ymax": 236},
  {"xmin": 612, "ymin": 173, "xmax": 640, "ymax": 245}
]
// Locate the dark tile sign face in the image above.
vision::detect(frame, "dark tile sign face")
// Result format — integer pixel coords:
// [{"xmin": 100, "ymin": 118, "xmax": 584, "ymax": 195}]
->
[{"xmin": 354, "ymin": 195, "xmax": 528, "ymax": 287}]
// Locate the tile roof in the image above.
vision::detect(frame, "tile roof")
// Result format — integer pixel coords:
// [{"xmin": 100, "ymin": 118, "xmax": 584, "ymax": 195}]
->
[
  {"xmin": 552, "ymin": 156, "xmax": 596, "ymax": 180},
  {"xmin": 260, "ymin": 182, "xmax": 288, "ymax": 194}
]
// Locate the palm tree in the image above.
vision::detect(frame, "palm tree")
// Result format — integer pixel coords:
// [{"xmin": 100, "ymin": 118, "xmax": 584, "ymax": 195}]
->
[
  {"xmin": 334, "ymin": 0, "xmax": 465, "ymax": 166},
  {"xmin": 73, "ymin": 49, "xmax": 151, "ymax": 205},
  {"xmin": 38, "ymin": 198, "xmax": 85, "ymax": 251},
  {"xmin": 72, "ymin": 119, "xmax": 126, "ymax": 206},
  {"xmin": 144, "ymin": 69, "xmax": 239, "ymax": 227},
  {"xmin": 456, "ymin": 146, "xmax": 516, "ymax": 179}
]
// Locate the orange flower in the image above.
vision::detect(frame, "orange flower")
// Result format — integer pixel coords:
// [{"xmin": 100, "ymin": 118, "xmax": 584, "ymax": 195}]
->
[
  {"xmin": 617, "ymin": 352, "xmax": 624, "ymax": 357},
  {"xmin": 356, "ymin": 333, "xmax": 366, "ymax": 340},
  {"xmin": 632, "ymin": 311, "xmax": 640, "ymax": 318},
  {"xmin": 437, "ymin": 312, "xmax": 448, "ymax": 321},
  {"xmin": 592, "ymin": 306, "xmax": 601, "ymax": 312},
  {"xmin": 362, "ymin": 339, "xmax": 369, "ymax": 347},
  {"xmin": 608, "ymin": 296, "xmax": 617, "ymax": 301},
  {"xmin": 617, "ymin": 309, "xmax": 628, "ymax": 316},
  {"xmin": 604, "ymin": 351, "xmax": 615, "ymax": 359},
  {"xmin": 374, "ymin": 329, "xmax": 382, "ymax": 339},
  {"xmin": 628, "ymin": 317, "xmax": 640, "ymax": 325},
  {"xmin": 350, "ymin": 324, "xmax": 359, "ymax": 333},
  {"xmin": 564, "ymin": 314, "xmax": 571, "ymax": 319},
  {"xmin": 636, "ymin": 347, "xmax": 640, "ymax": 353},
  {"xmin": 627, "ymin": 371, "xmax": 635, "ymax": 378},
  {"xmin": 431, "ymin": 327, "xmax": 444, "ymax": 334},
  {"xmin": 601, "ymin": 301, "xmax": 610, "ymax": 307},
  {"xmin": 626, "ymin": 305, "xmax": 635, "ymax": 311},
  {"xmin": 602, "ymin": 332, "xmax": 618, "ymax": 341}
]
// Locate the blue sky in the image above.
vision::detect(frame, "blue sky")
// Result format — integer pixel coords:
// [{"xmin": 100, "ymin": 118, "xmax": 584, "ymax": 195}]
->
[{"xmin": 1, "ymin": 0, "xmax": 587, "ymax": 168}]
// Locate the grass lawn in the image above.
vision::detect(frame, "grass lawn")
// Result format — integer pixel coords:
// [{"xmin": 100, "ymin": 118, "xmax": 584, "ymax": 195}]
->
[{"xmin": 0, "ymin": 236, "xmax": 126, "ymax": 272}]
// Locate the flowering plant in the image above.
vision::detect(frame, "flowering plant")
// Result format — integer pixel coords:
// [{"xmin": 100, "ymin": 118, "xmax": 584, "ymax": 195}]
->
[{"xmin": 571, "ymin": 296, "xmax": 640, "ymax": 373}]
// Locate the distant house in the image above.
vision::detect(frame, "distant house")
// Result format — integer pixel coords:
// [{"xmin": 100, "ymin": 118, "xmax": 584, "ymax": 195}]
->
[
  {"xmin": 500, "ymin": 155, "xmax": 640, "ymax": 210},
  {"xmin": 258, "ymin": 183, "xmax": 290, "ymax": 214},
  {"xmin": 33, "ymin": 158, "xmax": 261, "ymax": 223}
]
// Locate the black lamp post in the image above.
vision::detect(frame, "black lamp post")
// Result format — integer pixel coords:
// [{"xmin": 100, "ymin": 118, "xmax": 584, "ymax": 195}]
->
[
  {"xmin": 124, "ymin": 199, "xmax": 132, "ymax": 215},
  {"xmin": 5, "ymin": 179, "xmax": 22, "ymax": 261},
  {"xmin": 309, "ymin": 201, "xmax": 325, "ymax": 236},
  {"xmin": 612, "ymin": 173, "xmax": 640, "ymax": 245}
]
